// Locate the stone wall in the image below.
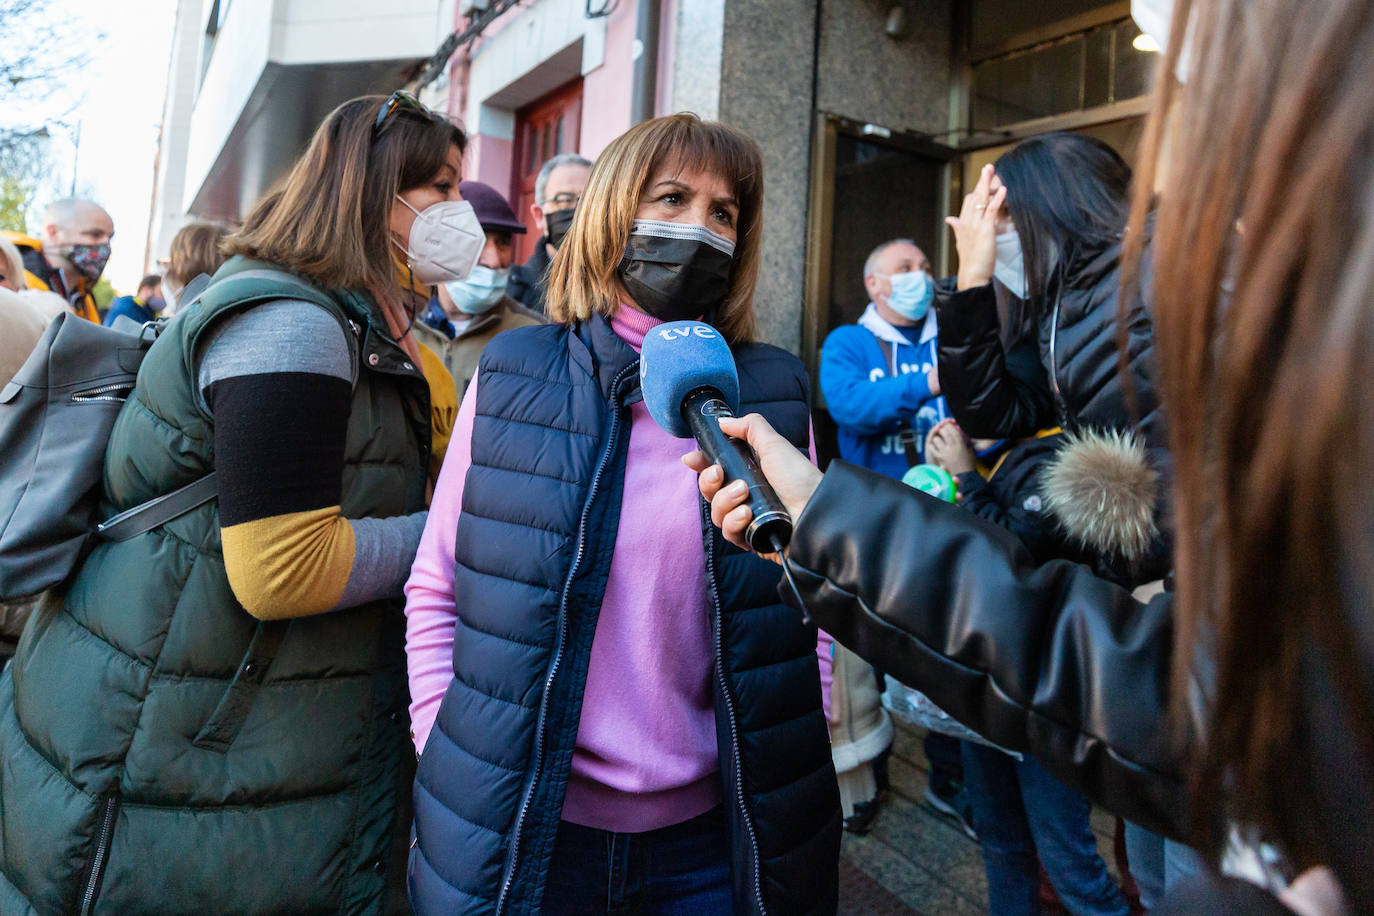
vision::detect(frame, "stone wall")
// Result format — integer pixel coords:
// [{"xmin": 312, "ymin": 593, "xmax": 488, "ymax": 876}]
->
[{"xmin": 714, "ymin": 0, "xmax": 953, "ymax": 353}]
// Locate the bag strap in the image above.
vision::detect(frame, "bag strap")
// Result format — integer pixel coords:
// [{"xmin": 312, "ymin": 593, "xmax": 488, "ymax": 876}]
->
[
  {"xmin": 95, "ymin": 268, "xmax": 356, "ymax": 545},
  {"xmin": 95, "ymin": 473, "xmax": 218, "ymax": 542},
  {"xmin": 875, "ymin": 338, "xmax": 922, "ymax": 468}
]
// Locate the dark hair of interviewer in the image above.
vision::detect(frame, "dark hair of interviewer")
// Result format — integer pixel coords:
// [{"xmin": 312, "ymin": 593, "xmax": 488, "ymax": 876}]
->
[
  {"xmin": 1123, "ymin": 0, "xmax": 1374, "ymax": 882},
  {"xmin": 993, "ymin": 132, "xmax": 1132, "ymax": 303},
  {"xmin": 224, "ymin": 95, "xmax": 466, "ymax": 313}
]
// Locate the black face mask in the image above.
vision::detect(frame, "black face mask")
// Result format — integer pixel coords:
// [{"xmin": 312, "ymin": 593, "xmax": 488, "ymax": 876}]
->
[
  {"xmin": 544, "ymin": 207, "xmax": 576, "ymax": 249},
  {"xmin": 616, "ymin": 219, "xmax": 735, "ymax": 323}
]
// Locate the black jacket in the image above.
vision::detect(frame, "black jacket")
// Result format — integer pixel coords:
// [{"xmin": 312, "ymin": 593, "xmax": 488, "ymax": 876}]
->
[
  {"xmin": 957, "ymin": 432, "xmax": 1166, "ymax": 589},
  {"xmin": 784, "ymin": 459, "xmax": 1374, "ymax": 914},
  {"xmin": 956, "ymin": 437, "xmax": 1064, "ymax": 563},
  {"xmin": 505, "ymin": 237, "xmax": 553, "ymax": 315},
  {"xmin": 786, "ymin": 461, "xmax": 1189, "ymax": 841},
  {"xmin": 935, "ymin": 238, "xmax": 1161, "ymax": 448}
]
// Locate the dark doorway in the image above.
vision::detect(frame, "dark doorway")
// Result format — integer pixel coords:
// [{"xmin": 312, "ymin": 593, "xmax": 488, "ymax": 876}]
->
[
  {"xmin": 825, "ymin": 135, "xmax": 947, "ymax": 335},
  {"xmin": 804, "ymin": 116, "xmax": 953, "ymax": 467}
]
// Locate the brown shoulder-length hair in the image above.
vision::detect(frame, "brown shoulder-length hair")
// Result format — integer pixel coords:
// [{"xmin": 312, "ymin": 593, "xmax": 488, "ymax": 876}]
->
[
  {"xmin": 165, "ymin": 221, "xmax": 229, "ymax": 288},
  {"xmin": 545, "ymin": 113, "xmax": 763, "ymax": 344},
  {"xmin": 1125, "ymin": 0, "xmax": 1374, "ymax": 882},
  {"xmin": 224, "ymin": 95, "xmax": 466, "ymax": 307}
]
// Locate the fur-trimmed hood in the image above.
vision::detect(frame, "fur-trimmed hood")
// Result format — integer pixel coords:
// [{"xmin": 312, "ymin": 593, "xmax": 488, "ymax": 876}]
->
[{"xmin": 1042, "ymin": 428, "xmax": 1159, "ymax": 563}]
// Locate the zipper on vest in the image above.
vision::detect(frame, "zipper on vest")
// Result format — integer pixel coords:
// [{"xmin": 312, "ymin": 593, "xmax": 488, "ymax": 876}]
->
[
  {"xmin": 71, "ymin": 382, "xmax": 135, "ymax": 404},
  {"xmin": 496, "ymin": 361, "xmax": 639, "ymax": 915},
  {"xmin": 80, "ymin": 793, "xmax": 119, "ymax": 915},
  {"xmin": 1046, "ymin": 274, "xmax": 1071, "ymax": 425},
  {"xmin": 704, "ymin": 524, "xmax": 767, "ymax": 915}
]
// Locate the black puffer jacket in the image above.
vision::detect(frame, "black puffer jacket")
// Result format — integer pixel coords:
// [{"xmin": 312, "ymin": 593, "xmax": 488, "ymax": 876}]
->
[
  {"xmin": 935, "ymin": 238, "xmax": 1161, "ymax": 449},
  {"xmin": 505, "ymin": 237, "xmax": 553, "ymax": 316}
]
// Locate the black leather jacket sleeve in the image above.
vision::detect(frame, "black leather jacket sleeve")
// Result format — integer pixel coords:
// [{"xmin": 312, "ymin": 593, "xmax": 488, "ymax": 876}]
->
[
  {"xmin": 785, "ymin": 460, "xmax": 1191, "ymax": 839},
  {"xmin": 935, "ymin": 281, "xmax": 1055, "ymax": 439}
]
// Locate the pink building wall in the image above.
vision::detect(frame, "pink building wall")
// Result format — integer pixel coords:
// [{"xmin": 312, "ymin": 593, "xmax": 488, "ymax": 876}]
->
[
  {"xmin": 577, "ymin": 2, "xmax": 638, "ymax": 159},
  {"xmin": 445, "ymin": 0, "xmax": 680, "ymax": 202}
]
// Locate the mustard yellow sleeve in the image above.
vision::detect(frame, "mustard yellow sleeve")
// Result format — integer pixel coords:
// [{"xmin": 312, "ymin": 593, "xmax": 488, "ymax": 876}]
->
[
  {"xmin": 419, "ymin": 342, "xmax": 458, "ymax": 478},
  {"xmin": 222, "ymin": 508, "xmax": 355, "ymax": 619}
]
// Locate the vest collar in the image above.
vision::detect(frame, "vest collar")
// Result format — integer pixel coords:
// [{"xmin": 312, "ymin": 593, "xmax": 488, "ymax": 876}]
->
[{"xmin": 571, "ymin": 312, "xmax": 643, "ymax": 404}]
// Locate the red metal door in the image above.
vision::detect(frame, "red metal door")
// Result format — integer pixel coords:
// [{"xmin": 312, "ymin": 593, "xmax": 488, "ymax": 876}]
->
[{"xmin": 512, "ymin": 79, "xmax": 583, "ymax": 263}]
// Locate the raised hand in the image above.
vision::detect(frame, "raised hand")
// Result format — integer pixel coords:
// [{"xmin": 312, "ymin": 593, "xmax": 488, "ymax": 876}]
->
[{"xmin": 945, "ymin": 163, "xmax": 1008, "ymax": 291}]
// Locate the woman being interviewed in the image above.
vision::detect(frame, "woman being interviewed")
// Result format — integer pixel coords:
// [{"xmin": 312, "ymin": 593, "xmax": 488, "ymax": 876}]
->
[
  {"xmin": 0, "ymin": 93, "xmax": 470, "ymax": 912},
  {"xmin": 404, "ymin": 113, "xmax": 840, "ymax": 916}
]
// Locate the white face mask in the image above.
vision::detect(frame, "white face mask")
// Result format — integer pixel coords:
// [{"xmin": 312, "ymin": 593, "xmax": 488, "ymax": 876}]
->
[
  {"xmin": 160, "ymin": 279, "xmax": 181, "ymax": 315},
  {"xmin": 994, "ymin": 229, "xmax": 1027, "ymax": 299},
  {"xmin": 393, "ymin": 196, "xmax": 485, "ymax": 285}
]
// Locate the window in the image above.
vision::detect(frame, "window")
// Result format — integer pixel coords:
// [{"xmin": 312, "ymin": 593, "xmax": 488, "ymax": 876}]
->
[
  {"xmin": 970, "ymin": 18, "xmax": 1155, "ymax": 131},
  {"xmin": 200, "ymin": 0, "xmax": 233, "ymax": 88}
]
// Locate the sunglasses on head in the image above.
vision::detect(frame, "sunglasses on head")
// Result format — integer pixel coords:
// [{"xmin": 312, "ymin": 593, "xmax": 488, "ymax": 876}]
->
[{"xmin": 374, "ymin": 90, "xmax": 435, "ymax": 135}]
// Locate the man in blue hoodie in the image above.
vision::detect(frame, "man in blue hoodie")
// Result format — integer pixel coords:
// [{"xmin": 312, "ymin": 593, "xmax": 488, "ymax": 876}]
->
[
  {"xmin": 821, "ymin": 238, "xmax": 948, "ymax": 477},
  {"xmin": 820, "ymin": 238, "xmax": 971, "ymax": 838}
]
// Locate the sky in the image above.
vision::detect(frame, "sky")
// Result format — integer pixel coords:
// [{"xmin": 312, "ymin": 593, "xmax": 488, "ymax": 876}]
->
[{"xmin": 10, "ymin": 0, "xmax": 178, "ymax": 294}]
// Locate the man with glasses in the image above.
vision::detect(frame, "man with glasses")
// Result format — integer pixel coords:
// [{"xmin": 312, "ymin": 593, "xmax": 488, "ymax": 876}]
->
[{"xmin": 507, "ymin": 153, "xmax": 591, "ymax": 315}]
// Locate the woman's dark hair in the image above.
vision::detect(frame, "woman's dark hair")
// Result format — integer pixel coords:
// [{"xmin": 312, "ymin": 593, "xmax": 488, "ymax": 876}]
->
[
  {"xmin": 995, "ymin": 132, "xmax": 1132, "ymax": 301},
  {"xmin": 1125, "ymin": 0, "xmax": 1374, "ymax": 901},
  {"xmin": 224, "ymin": 95, "xmax": 466, "ymax": 310}
]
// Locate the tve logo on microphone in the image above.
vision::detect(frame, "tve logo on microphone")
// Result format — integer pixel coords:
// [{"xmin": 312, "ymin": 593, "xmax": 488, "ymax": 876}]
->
[
  {"xmin": 641, "ymin": 322, "xmax": 720, "ymax": 387},
  {"xmin": 653, "ymin": 324, "xmax": 719, "ymax": 342}
]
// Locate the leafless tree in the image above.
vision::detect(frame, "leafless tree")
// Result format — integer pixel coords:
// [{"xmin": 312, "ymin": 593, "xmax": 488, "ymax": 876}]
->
[{"xmin": 0, "ymin": 0, "xmax": 90, "ymax": 155}]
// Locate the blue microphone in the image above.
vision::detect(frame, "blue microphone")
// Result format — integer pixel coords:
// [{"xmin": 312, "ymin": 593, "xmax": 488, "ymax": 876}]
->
[{"xmin": 640, "ymin": 321, "xmax": 793, "ymax": 553}]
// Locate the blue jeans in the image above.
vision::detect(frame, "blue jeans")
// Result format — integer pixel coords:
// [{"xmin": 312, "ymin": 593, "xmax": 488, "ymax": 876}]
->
[
  {"xmin": 963, "ymin": 744, "xmax": 1129, "ymax": 916},
  {"xmin": 542, "ymin": 806, "xmax": 733, "ymax": 915},
  {"xmin": 924, "ymin": 731, "xmax": 965, "ymax": 796},
  {"xmin": 1123, "ymin": 821, "xmax": 1203, "ymax": 910}
]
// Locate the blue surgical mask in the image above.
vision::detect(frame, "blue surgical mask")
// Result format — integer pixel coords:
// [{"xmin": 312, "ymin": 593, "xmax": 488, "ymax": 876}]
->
[
  {"xmin": 994, "ymin": 229, "xmax": 1027, "ymax": 299},
  {"xmin": 881, "ymin": 269, "xmax": 934, "ymax": 321},
  {"xmin": 444, "ymin": 265, "xmax": 509, "ymax": 315}
]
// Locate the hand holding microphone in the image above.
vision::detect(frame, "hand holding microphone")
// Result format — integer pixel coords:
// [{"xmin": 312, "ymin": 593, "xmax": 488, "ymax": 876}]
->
[{"xmin": 685, "ymin": 414, "xmax": 821, "ymax": 557}]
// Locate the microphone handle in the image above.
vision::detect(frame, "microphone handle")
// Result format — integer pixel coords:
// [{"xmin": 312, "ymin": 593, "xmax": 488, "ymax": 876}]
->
[{"xmin": 681, "ymin": 387, "xmax": 794, "ymax": 554}]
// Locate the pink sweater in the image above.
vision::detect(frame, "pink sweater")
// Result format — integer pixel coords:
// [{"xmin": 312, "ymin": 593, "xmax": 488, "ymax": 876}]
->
[{"xmin": 404, "ymin": 307, "xmax": 721, "ymax": 833}]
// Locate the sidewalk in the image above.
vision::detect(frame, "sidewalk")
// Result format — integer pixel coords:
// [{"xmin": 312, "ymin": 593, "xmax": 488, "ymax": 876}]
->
[{"xmin": 837, "ymin": 720, "xmax": 1125, "ymax": 915}]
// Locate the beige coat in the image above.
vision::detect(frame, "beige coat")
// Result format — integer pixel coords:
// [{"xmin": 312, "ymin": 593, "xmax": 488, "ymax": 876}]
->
[
  {"xmin": 0, "ymin": 288, "xmax": 49, "ymax": 388},
  {"xmin": 413, "ymin": 296, "xmax": 545, "ymax": 399},
  {"xmin": 820, "ymin": 631, "xmax": 894, "ymax": 815}
]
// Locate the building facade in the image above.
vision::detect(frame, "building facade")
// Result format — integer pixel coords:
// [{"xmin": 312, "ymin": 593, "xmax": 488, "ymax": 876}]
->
[
  {"xmin": 148, "ymin": 0, "xmax": 454, "ymax": 262},
  {"xmin": 149, "ymin": 0, "xmax": 1157, "ymax": 383}
]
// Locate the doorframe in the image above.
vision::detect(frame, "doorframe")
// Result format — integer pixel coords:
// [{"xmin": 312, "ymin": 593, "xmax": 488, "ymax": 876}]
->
[{"xmin": 802, "ymin": 112, "xmax": 959, "ymax": 403}]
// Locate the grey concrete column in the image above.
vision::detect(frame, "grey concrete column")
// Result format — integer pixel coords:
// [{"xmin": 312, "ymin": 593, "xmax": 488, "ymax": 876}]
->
[{"xmin": 718, "ymin": 0, "xmax": 819, "ymax": 354}]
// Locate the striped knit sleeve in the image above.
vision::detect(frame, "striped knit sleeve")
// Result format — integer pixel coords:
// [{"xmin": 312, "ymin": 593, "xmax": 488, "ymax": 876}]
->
[{"xmin": 198, "ymin": 300, "xmax": 425, "ymax": 619}]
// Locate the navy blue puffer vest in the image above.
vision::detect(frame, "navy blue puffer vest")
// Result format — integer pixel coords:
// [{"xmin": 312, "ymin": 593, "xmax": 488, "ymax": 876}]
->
[{"xmin": 409, "ymin": 314, "xmax": 840, "ymax": 915}]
